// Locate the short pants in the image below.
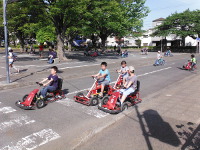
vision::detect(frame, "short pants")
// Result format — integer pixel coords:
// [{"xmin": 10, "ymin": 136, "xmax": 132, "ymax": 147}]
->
[
  {"xmin": 122, "ymin": 73, "xmax": 129, "ymax": 80},
  {"xmin": 120, "ymin": 87, "xmax": 135, "ymax": 96},
  {"xmin": 9, "ymin": 61, "xmax": 13, "ymax": 65},
  {"xmin": 98, "ymin": 80, "xmax": 110, "ymax": 86}
]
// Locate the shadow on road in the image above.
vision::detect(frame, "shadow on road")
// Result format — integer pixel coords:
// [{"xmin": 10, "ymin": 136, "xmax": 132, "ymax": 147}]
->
[
  {"xmin": 134, "ymin": 105, "xmax": 181, "ymax": 150},
  {"xmin": 176, "ymin": 122, "xmax": 200, "ymax": 150},
  {"xmin": 66, "ymin": 52, "xmax": 121, "ymax": 62}
]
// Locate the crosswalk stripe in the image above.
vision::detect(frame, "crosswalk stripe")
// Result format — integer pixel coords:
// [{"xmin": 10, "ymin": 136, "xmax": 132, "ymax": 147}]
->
[
  {"xmin": 0, "ymin": 115, "xmax": 35, "ymax": 132},
  {"xmin": 57, "ymin": 98, "xmax": 108, "ymax": 118},
  {"xmin": 0, "ymin": 107, "xmax": 16, "ymax": 114},
  {"xmin": 0, "ymin": 128, "xmax": 60, "ymax": 150}
]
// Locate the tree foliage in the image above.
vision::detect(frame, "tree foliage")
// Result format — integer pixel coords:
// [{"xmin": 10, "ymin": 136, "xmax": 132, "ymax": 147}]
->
[
  {"xmin": 1, "ymin": 0, "xmax": 149, "ymax": 60},
  {"xmin": 153, "ymin": 9, "xmax": 200, "ymax": 46},
  {"xmin": 84, "ymin": 0, "xmax": 149, "ymax": 50}
]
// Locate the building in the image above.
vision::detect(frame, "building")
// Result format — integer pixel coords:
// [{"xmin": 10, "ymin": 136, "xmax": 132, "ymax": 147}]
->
[
  {"xmin": 106, "ymin": 17, "xmax": 198, "ymax": 48},
  {"xmin": 140, "ymin": 18, "xmax": 197, "ymax": 47}
]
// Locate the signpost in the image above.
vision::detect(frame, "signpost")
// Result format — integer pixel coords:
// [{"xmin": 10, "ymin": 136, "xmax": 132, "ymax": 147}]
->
[
  {"xmin": 3, "ymin": 0, "xmax": 10, "ymax": 83},
  {"xmin": 3, "ymin": 0, "xmax": 20, "ymax": 83},
  {"xmin": 197, "ymin": 38, "xmax": 200, "ymax": 54}
]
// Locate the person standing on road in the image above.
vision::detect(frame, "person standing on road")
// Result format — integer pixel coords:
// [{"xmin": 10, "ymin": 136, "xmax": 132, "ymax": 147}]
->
[
  {"xmin": 39, "ymin": 44, "xmax": 44, "ymax": 58},
  {"xmin": 8, "ymin": 47, "xmax": 19, "ymax": 74}
]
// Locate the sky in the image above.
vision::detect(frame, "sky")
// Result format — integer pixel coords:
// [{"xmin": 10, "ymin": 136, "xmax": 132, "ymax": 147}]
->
[{"xmin": 143, "ymin": 0, "xmax": 200, "ymax": 29}]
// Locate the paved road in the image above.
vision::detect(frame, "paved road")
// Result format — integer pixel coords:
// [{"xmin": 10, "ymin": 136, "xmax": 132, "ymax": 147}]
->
[
  {"xmin": 0, "ymin": 53, "xmax": 198, "ymax": 150},
  {"xmin": 78, "ymin": 72, "xmax": 200, "ymax": 150}
]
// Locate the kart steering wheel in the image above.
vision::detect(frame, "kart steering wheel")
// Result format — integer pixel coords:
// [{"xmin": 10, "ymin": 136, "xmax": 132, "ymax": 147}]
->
[{"xmin": 36, "ymin": 82, "xmax": 43, "ymax": 86}]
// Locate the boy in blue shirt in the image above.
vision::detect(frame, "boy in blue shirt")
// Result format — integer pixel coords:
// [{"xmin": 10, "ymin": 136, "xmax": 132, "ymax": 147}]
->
[{"xmin": 92, "ymin": 62, "xmax": 111, "ymax": 97}]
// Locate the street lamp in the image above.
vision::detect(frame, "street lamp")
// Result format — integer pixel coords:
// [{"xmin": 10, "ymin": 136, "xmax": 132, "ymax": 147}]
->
[{"xmin": 3, "ymin": 0, "xmax": 20, "ymax": 83}]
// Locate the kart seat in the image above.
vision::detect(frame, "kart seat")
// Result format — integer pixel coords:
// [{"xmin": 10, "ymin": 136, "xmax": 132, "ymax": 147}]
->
[
  {"xmin": 129, "ymin": 81, "xmax": 140, "ymax": 96},
  {"xmin": 57, "ymin": 78, "xmax": 63, "ymax": 90}
]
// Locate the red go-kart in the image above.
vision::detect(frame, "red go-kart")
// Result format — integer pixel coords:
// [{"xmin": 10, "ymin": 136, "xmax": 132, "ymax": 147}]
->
[
  {"xmin": 74, "ymin": 77, "xmax": 113, "ymax": 106},
  {"xmin": 183, "ymin": 61, "xmax": 197, "ymax": 71},
  {"xmin": 113, "ymin": 73, "xmax": 123, "ymax": 89},
  {"xmin": 15, "ymin": 78, "xmax": 65, "ymax": 110},
  {"xmin": 98, "ymin": 81, "xmax": 142, "ymax": 114}
]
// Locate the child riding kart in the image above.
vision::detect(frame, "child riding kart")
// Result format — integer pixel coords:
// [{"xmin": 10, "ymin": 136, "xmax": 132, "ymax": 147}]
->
[
  {"xmin": 16, "ymin": 66, "xmax": 65, "ymax": 109},
  {"xmin": 154, "ymin": 51, "xmax": 165, "ymax": 66},
  {"xmin": 164, "ymin": 47, "xmax": 173, "ymax": 57},
  {"xmin": 74, "ymin": 62, "xmax": 113, "ymax": 106},
  {"xmin": 183, "ymin": 54, "xmax": 197, "ymax": 71},
  {"xmin": 122, "ymin": 50, "xmax": 128, "ymax": 58},
  {"xmin": 98, "ymin": 66, "xmax": 142, "ymax": 114}
]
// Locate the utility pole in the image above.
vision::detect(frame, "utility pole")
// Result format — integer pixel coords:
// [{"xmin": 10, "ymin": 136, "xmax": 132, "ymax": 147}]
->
[
  {"xmin": 3, "ymin": 0, "xmax": 10, "ymax": 83},
  {"xmin": 161, "ymin": 37, "xmax": 163, "ymax": 53}
]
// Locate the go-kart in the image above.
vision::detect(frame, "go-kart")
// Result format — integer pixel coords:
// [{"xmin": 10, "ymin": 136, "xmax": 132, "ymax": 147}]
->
[
  {"xmin": 141, "ymin": 49, "xmax": 148, "ymax": 55},
  {"xmin": 122, "ymin": 51, "xmax": 128, "ymax": 58},
  {"xmin": 113, "ymin": 73, "xmax": 123, "ymax": 89},
  {"xmin": 153, "ymin": 59, "xmax": 165, "ymax": 66},
  {"xmin": 183, "ymin": 61, "xmax": 197, "ymax": 71},
  {"xmin": 164, "ymin": 52, "xmax": 173, "ymax": 57},
  {"xmin": 15, "ymin": 78, "xmax": 65, "ymax": 110},
  {"xmin": 98, "ymin": 81, "xmax": 142, "ymax": 114},
  {"xmin": 74, "ymin": 77, "xmax": 113, "ymax": 106}
]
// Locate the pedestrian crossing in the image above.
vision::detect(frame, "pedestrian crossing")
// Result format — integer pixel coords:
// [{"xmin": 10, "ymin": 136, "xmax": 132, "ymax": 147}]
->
[
  {"xmin": 0, "ymin": 102, "xmax": 60, "ymax": 150},
  {"xmin": 57, "ymin": 98, "xmax": 109, "ymax": 118}
]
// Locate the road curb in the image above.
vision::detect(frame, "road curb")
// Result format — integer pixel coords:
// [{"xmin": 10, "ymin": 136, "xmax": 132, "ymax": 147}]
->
[{"xmin": 71, "ymin": 108, "xmax": 133, "ymax": 150}]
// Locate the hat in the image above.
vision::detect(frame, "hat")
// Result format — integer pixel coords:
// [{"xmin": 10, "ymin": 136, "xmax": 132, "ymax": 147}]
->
[
  {"xmin": 158, "ymin": 51, "xmax": 161, "ymax": 53},
  {"xmin": 8, "ymin": 47, "xmax": 12, "ymax": 51},
  {"xmin": 129, "ymin": 66, "xmax": 135, "ymax": 72}
]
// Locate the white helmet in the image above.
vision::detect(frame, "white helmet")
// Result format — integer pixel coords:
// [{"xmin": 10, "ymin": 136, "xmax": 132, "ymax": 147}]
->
[{"xmin": 8, "ymin": 47, "xmax": 12, "ymax": 51}]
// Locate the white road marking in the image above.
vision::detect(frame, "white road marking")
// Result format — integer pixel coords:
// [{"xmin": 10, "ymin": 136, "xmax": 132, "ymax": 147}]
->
[
  {"xmin": 16, "ymin": 61, "xmax": 83, "ymax": 68},
  {"xmin": 0, "ymin": 115, "xmax": 35, "ymax": 132},
  {"xmin": 59, "ymin": 63, "xmax": 101, "ymax": 70},
  {"xmin": 138, "ymin": 67, "xmax": 172, "ymax": 77},
  {"xmin": 0, "ymin": 128, "xmax": 60, "ymax": 150},
  {"xmin": 57, "ymin": 98, "xmax": 108, "ymax": 118},
  {"xmin": 0, "ymin": 107, "xmax": 16, "ymax": 114}
]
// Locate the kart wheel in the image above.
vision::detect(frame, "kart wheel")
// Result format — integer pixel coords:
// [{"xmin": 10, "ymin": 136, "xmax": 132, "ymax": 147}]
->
[
  {"xmin": 36, "ymin": 99, "xmax": 46, "ymax": 109},
  {"xmin": 22, "ymin": 94, "xmax": 29, "ymax": 102},
  {"xmin": 102, "ymin": 96, "xmax": 109, "ymax": 105},
  {"xmin": 90, "ymin": 97, "xmax": 99, "ymax": 106},
  {"xmin": 121, "ymin": 103, "xmax": 128, "ymax": 112},
  {"xmin": 76, "ymin": 92, "xmax": 84, "ymax": 100}
]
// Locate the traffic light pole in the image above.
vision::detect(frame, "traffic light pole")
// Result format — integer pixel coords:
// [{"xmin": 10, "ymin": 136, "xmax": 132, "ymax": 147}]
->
[{"xmin": 3, "ymin": 0, "xmax": 10, "ymax": 83}]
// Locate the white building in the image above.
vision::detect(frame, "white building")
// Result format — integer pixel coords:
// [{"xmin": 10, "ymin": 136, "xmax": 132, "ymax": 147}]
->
[
  {"xmin": 106, "ymin": 18, "xmax": 198, "ymax": 47},
  {"xmin": 140, "ymin": 18, "xmax": 197, "ymax": 47}
]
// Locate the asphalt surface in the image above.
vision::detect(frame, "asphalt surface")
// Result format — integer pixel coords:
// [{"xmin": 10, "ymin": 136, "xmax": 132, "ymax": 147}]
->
[{"xmin": 0, "ymin": 52, "xmax": 198, "ymax": 150}]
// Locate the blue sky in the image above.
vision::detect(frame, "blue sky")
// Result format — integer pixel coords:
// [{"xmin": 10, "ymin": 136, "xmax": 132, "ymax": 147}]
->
[{"xmin": 143, "ymin": 0, "xmax": 200, "ymax": 29}]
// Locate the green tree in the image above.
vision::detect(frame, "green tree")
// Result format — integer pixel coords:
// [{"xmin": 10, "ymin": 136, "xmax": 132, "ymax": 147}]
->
[
  {"xmin": 85, "ymin": 0, "xmax": 149, "ymax": 50},
  {"xmin": 36, "ymin": 25, "xmax": 56, "ymax": 44},
  {"xmin": 40, "ymin": 0, "xmax": 89, "ymax": 61},
  {"xmin": 6, "ymin": 0, "xmax": 45, "ymax": 50},
  {"xmin": 153, "ymin": 9, "xmax": 200, "ymax": 46}
]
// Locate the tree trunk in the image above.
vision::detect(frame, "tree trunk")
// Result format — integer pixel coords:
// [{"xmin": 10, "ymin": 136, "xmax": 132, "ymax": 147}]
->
[
  {"xmin": 181, "ymin": 36, "xmax": 185, "ymax": 47},
  {"xmin": 67, "ymin": 35, "xmax": 72, "ymax": 51},
  {"xmin": 57, "ymin": 33, "xmax": 67, "ymax": 61},
  {"xmin": 100, "ymin": 35, "xmax": 107, "ymax": 51}
]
